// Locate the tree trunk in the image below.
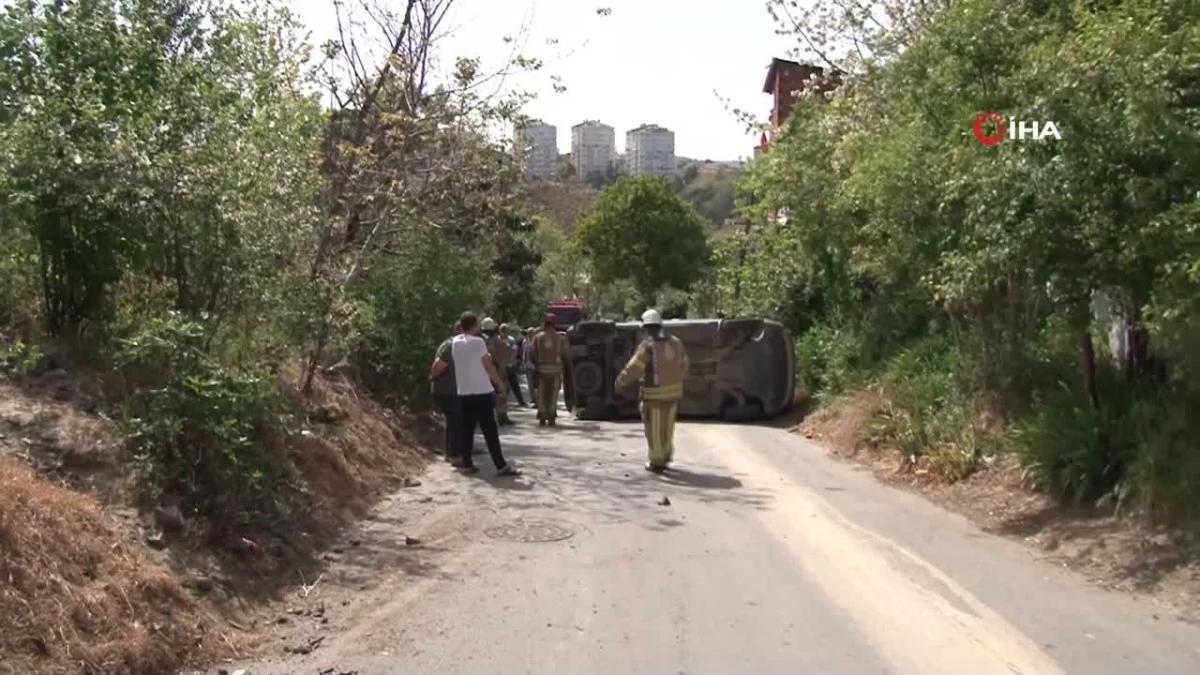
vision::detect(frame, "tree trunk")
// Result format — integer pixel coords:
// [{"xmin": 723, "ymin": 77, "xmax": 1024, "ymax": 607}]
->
[{"xmin": 1080, "ymin": 329, "xmax": 1100, "ymax": 409}]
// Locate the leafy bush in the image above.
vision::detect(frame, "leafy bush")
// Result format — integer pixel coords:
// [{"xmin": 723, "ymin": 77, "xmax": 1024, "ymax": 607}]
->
[
  {"xmin": 864, "ymin": 336, "xmax": 982, "ymax": 478},
  {"xmin": 116, "ymin": 313, "xmax": 278, "ymax": 519},
  {"xmin": 1014, "ymin": 362, "xmax": 1200, "ymax": 516},
  {"xmin": 795, "ymin": 323, "xmax": 866, "ymax": 397},
  {"xmin": 353, "ymin": 231, "xmax": 485, "ymax": 406}
]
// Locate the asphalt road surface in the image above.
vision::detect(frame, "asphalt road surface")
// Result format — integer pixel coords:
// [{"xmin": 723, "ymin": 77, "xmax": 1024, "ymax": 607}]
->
[{"xmin": 243, "ymin": 398, "xmax": 1200, "ymax": 675}]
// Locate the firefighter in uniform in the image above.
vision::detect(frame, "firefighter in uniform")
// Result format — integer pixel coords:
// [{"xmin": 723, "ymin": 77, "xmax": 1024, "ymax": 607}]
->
[
  {"xmin": 531, "ymin": 314, "xmax": 570, "ymax": 426},
  {"xmin": 481, "ymin": 317, "xmax": 514, "ymax": 425},
  {"xmin": 616, "ymin": 309, "xmax": 689, "ymax": 473}
]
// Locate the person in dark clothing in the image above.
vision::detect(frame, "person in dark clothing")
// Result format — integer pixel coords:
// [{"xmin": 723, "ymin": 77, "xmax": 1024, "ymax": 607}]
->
[
  {"xmin": 431, "ymin": 312, "xmax": 521, "ymax": 476},
  {"xmin": 429, "ymin": 321, "xmax": 475, "ymax": 460},
  {"xmin": 502, "ymin": 323, "xmax": 529, "ymax": 407}
]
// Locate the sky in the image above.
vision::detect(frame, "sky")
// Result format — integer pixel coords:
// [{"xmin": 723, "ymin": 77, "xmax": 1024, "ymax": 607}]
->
[{"xmin": 286, "ymin": 0, "xmax": 798, "ymax": 161}]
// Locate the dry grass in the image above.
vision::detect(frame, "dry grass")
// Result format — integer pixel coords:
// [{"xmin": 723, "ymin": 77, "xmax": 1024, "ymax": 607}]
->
[
  {"xmin": 0, "ymin": 358, "xmax": 437, "ymax": 673},
  {"xmin": 524, "ymin": 181, "xmax": 598, "ymax": 234},
  {"xmin": 797, "ymin": 390, "xmax": 885, "ymax": 457},
  {"xmin": 154, "ymin": 363, "xmax": 437, "ymax": 608},
  {"xmin": 0, "ymin": 456, "xmax": 242, "ymax": 674},
  {"xmin": 283, "ymin": 366, "xmax": 431, "ymax": 526}
]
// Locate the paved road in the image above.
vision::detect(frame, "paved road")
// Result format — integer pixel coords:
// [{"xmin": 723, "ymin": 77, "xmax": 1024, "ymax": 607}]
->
[{"xmin": 245, "ymin": 401, "xmax": 1200, "ymax": 675}]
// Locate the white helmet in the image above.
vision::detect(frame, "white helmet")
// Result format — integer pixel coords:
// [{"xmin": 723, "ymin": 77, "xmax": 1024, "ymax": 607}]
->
[
  {"xmin": 640, "ymin": 308, "xmax": 663, "ymax": 326},
  {"xmin": 481, "ymin": 317, "xmax": 498, "ymax": 331}
]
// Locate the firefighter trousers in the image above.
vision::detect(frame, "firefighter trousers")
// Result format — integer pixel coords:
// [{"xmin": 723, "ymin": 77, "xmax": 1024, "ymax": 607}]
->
[
  {"xmin": 495, "ymin": 377, "xmax": 510, "ymax": 422},
  {"xmin": 640, "ymin": 401, "xmax": 678, "ymax": 468},
  {"xmin": 536, "ymin": 373, "xmax": 561, "ymax": 421}
]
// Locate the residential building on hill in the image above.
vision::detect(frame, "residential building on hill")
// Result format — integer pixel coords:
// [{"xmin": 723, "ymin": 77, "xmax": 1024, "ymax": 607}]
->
[
  {"xmin": 514, "ymin": 120, "xmax": 558, "ymax": 181},
  {"xmin": 624, "ymin": 124, "xmax": 675, "ymax": 177},
  {"xmin": 570, "ymin": 120, "xmax": 615, "ymax": 182},
  {"xmin": 762, "ymin": 58, "xmax": 840, "ymax": 131},
  {"xmin": 759, "ymin": 57, "xmax": 841, "ymax": 224}
]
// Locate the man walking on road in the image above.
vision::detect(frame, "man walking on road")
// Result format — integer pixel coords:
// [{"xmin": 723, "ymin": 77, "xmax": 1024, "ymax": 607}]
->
[
  {"xmin": 616, "ymin": 309, "xmax": 689, "ymax": 473},
  {"xmin": 531, "ymin": 314, "xmax": 571, "ymax": 427},
  {"xmin": 444, "ymin": 312, "xmax": 521, "ymax": 476}
]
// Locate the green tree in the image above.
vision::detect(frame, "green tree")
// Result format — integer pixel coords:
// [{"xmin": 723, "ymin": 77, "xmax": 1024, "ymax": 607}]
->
[
  {"xmin": 557, "ymin": 153, "xmax": 576, "ymax": 180},
  {"xmin": 718, "ymin": 0, "xmax": 1200, "ymax": 514},
  {"xmin": 572, "ymin": 176, "xmax": 712, "ymax": 308}
]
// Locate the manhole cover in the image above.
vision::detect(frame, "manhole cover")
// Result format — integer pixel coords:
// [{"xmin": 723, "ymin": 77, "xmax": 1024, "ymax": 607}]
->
[{"xmin": 484, "ymin": 519, "xmax": 576, "ymax": 543}]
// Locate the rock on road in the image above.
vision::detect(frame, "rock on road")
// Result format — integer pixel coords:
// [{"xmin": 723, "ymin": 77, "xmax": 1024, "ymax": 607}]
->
[{"xmin": 243, "ymin": 403, "xmax": 1200, "ymax": 675}]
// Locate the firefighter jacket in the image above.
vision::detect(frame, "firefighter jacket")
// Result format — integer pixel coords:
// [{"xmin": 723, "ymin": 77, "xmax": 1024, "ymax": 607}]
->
[{"xmin": 616, "ymin": 334, "xmax": 690, "ymax": 403}]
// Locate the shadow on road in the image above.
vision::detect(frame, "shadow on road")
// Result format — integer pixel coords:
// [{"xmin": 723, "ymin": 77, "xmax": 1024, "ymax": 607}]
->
[
  {"xmin": 459, "ymin": 406, "xmax": 775, "ymax": 529},
  {"xmin": 656, "ymin": 467, "xmax": 742, "ymax": 490}
]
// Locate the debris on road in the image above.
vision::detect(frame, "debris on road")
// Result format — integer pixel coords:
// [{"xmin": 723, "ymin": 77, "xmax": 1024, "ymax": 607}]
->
[
  {"xmin": 405, "ymin": 535, "xmax": 421, "ymax": 546},
  {"xmin": 659, "ymin": 496, "xmax": 671, "ymax": 506},
  {"xmin": 285, "ymin": 635, "xmax": 325, "ymax": 655}
]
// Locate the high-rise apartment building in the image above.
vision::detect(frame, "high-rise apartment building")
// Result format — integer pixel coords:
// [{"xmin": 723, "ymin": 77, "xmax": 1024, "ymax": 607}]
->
[
  {"xmin": 514, "ymin": 120, "xmax": 558, "ymax": 181},
  {"xmin": 570, "ymin": 120, "xmax": 615, "ymax": 181},
  {"xmin": 624, "ymin": 124, "xmax": 675, "ymax": 177}
]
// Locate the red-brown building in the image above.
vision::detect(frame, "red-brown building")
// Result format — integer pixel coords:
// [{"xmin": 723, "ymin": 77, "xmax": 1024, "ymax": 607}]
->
[{"xmin": 762, "ymin": 58, "xmax": 841, "ymax": 134}]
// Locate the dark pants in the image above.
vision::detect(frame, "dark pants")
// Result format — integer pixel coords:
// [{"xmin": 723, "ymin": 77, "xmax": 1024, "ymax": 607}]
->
[
  {"xmin": 456, "ymin": 393, "xmax": 508, "ymax": 469},
  {"xmin": 506, "ymin": 365, "xmax": 527, "ymax": 405}
]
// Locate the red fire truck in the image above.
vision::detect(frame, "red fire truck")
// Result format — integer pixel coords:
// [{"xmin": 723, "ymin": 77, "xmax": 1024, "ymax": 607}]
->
[{"xmin": 545, "ymin": 297, "xmax": 585, "ymax": 330}]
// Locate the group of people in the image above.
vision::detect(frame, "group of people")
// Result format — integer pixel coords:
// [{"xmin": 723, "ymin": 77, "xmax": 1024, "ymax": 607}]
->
[
  {"xmin": 428, "ymin": 312, "xmax": 572, "ymax": 475},
  {"xmin": 428, "ymin": 308, "xmax": 690, "ymax": 476}
]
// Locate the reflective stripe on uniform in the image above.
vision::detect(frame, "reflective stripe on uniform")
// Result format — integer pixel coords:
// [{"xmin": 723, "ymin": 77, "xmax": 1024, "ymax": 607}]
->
[{"xmin": 642, "ymin": 383, "xmax": 683, "ymax": 402}]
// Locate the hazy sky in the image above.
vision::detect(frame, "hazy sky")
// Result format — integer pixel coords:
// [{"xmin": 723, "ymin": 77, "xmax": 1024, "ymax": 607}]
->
[{"xmin": 287, "ymin": 0, "xmax": 797, "ymax": 160}]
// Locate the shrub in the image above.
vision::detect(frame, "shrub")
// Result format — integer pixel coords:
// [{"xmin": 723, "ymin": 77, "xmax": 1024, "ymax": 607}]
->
[
  {"xmin": 352, "ymin": 231, "xmax": 485, "ymax": 406},
  {"xmin": 868, "ymin": 335, "xmax": 983, "ymax": 479},
  {"xmin": 116, "ymin": 313, "xmax": 278, "ymax": 521},
  {"xmin": 795, "ymin": 323, "xmax": 866, "ymax": 398}
]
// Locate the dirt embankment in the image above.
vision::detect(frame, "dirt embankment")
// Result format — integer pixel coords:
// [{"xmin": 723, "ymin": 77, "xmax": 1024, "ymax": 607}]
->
[
  {"xmin": 0, "ymin": 360, "xmax": 435, "ymax": 674},
  {"xmin": 795, "ymin": 391, "xmax": 1200, "ymax": 623}
]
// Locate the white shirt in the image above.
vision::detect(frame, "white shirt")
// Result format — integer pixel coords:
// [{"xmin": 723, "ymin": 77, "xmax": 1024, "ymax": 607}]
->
[{"xmin": 451, "ymin": 333, "xmax": 494, "ymax": 395}]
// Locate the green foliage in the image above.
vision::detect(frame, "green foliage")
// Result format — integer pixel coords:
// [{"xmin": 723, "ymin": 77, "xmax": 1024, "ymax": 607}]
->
[
  {"xmin": 116, "ymin": 313, "xmax": 278, "ymax": 519},
  {"xmin": 716, "ymin": 0, "xmax": 1200, "ymax": 517},
  {"xmin": 866, "ymin": 336, "xmax": 983, "ymax": 480},
  {"xmin": 353, "ymin": 231, "xmax": 485, "ymax": 405},
  {"xmin": 556, "ymin": 153, "xmax": 576, "ymax": 180},
  {"xmin": 489, "ymin": 216, "xmax": 543, "ymax": 324},
  {"xmin": 0, "ymin": 0, "xmax": 573, "ymax": 529},
  {"xmin": 673, "ymin": 161, "xmax": 739, "ymax": 228},
  {"xmin": 0, "ymin": 339, "xmax": 43, "ymax": 376},
  {"xmin": 572, "ymin": 175, "xmax": 713, "ymax": 306},
  {"xmin": 795, "ymin": 324, "xmax": 867, "ymax": 397},
  {"xmin": 0, "ymin": 0, "xmax": 324, "ymax": 337}
]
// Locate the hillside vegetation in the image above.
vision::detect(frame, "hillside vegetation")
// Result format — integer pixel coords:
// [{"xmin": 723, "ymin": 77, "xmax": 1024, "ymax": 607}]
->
[
  {"xmin": 673, "ymin": 159, "xmax": 741, "ymax": 230},
  {"xmin": 525, "ymin": 157, "xmax": 741, "ymax": 236},
  {"xmin": 696, "ymin": 0, "xmax": 1200, "ymax": 523},
  {"xmin": 0, "ymin": 0, "xmax": 583, "ymax": 669}
]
